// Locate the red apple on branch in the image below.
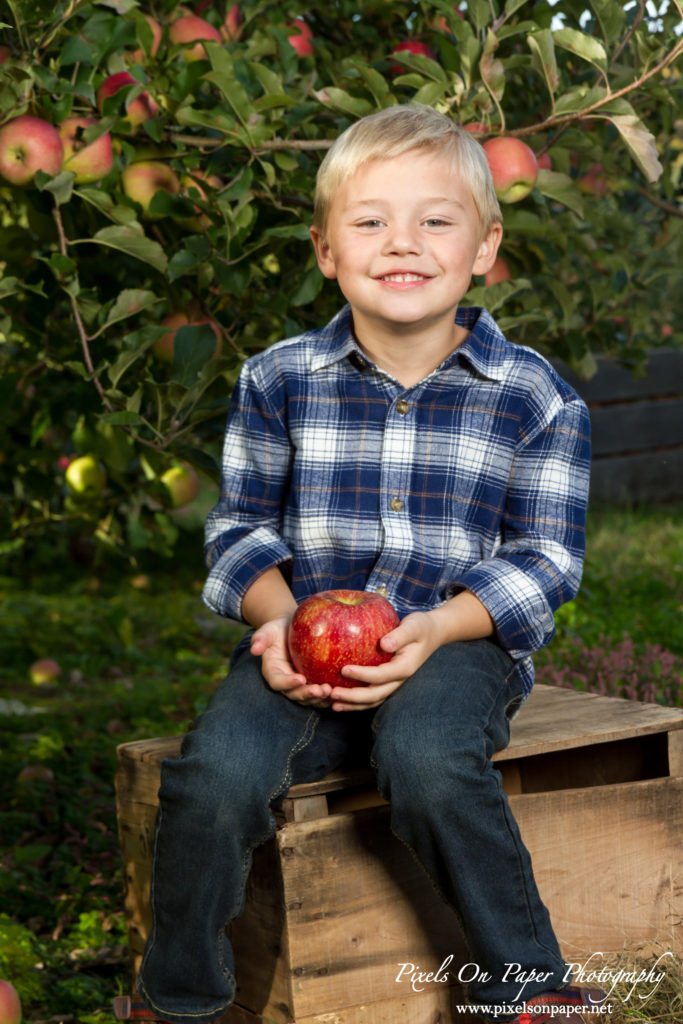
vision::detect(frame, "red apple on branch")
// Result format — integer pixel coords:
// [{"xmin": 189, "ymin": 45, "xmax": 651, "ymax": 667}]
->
[
  {"xmin": 287, "ymin": 18, "xmax": 313, "ymax": 57},
  {"xmin": 97, "ymin": 71, "xmax": 158, "ymax": 128},
  {"xmin": 59, "ymin": 116, "xmax": 113, "ymax": 184},
  {"xmin": 288, "ymin": 589, "xmax": 400, "ymax": 688},
  {"xmin": 121, "ymin": 160, "xmax": 180, "ymax": 217},
  {"xmin": 129, "ymin": 13, "xmax": 163, "ymax": 63},
  {"xmin": 222, "ymin": 4, "xmax": 244, "ymax": 42},
  {"xmin": 153, "ymin": 311, "xmax": 222, "ymax": 361},
  {"xmin": 169, "ymin": 15, "xmax": 222, "ymax": 61},
  {"xmin": 0, "ymin": 115, "xmax": 64, "ymax": 185},
  {"xmin": 482, "ymin": 136, "xmax": 538, "ymax": 203},
  {"xmin": 0, "ymin": 980, "xmax": 21, "ymax": 1024},
  {"xmin": 389, "ymin": 40, "xmax": 435, "ymax": 74},
  {"xmin": 484, "ymin": 256, "xmax": 511, "ymax": 286}
]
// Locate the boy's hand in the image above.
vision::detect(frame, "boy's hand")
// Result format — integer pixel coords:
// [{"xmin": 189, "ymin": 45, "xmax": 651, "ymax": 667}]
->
[
  {"xmin": 250, "ymin": 618, "xmax": 334, "ymax": 707},
  {"xmin": 327, "ymin": 611, "xmax": 445, "ymax": 711}
]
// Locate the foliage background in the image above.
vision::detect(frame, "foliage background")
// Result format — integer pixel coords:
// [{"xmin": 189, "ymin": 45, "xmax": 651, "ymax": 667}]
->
[{"xmin": 1, "ymin": 0, "xmax": 682, "ymax": 569}]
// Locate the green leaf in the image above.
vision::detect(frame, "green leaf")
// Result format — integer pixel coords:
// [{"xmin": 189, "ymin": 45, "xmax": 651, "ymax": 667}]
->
[
  {"xmin": 600, "ymin": 114, "xmax": 663, "ymax": 183},
  {"xmin": 171, "ymin": 325, "xmax": 220, "ymax": 387},
  {"xmin": 588, "ymin": 0, "xmax": 627, "ymax": 44},
  {"xmin": 34, "ymin": 170, "xmax": 74, "ymax": 206},
  {"xmin": 313, "ymin": 87, "xmax": 373, "ymax": 117},
  {"xmin": 75, "ymin": 226, "xmax": 168, "ymax": 274},
  {"xmin": 95, "ymin": 289, "xmax": 159, "ymax": 338},
  {"xmin": 536, "ymin": 169, "xmax": 584, "ymax": 218},
  {"xmin": 100, "ymin": 410, "xmax": 144, "ymax": 426},
  {"xmin": 290, "ymin": 265, "xmax": 324, "ymax": 307},
  {"xmin": 554, "ymin": 84, "xmax": 607, "ymax": 115},
  {"xmin": 527, "ymin": 29, "xmax": 559, "ymax": 97},
  {"xmin": 553, "ymin": 28, "xmax": 608, "ymax": 74},
  {"xmin": 466, "ymin": 278, "xmax": 533, "ymax": 312}
]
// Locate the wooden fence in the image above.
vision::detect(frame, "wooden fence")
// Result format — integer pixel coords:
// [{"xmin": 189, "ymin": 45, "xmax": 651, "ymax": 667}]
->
[{"xmin": 553, "ymin": 348, "xmax": 683, "ymax": 504}]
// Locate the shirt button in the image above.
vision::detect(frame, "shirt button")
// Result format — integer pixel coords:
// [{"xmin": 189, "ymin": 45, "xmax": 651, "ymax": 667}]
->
[
  {"xmin": 396, "ymin": 400, "xmax": 410, "ymax": 415},
  {"xmin": 375, "ymin": 585, "xmax": 389, "ymax": 597},
  {"xmin": 390, "ymin": 497, "xmax": 404, "ymax": 512}
]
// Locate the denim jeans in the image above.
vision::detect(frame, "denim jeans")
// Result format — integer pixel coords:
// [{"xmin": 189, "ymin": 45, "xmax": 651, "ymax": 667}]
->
[{"xmin": 137, "ymin": 639, "xmax": 567, "ymax": 1022}]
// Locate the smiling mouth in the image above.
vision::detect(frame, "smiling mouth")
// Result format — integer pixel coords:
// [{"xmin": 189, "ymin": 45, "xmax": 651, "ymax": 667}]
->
[{"xmin": 378, "ymin": 273, "xmax": 430, "ymax": 283}]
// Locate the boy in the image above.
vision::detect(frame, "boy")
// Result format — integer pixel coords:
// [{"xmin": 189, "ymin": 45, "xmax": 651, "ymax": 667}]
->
[{"xmin": 132, "ymin": 105, "xmax": 595, "ymax": 1024}]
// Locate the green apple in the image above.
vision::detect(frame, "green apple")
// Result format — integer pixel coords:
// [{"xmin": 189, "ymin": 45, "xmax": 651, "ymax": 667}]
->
[
  {"xmin": 65, "ymin": 454, "xmax": 106, "ymax": 498},
  {"xmin": 161, "ymin": 463, "xmax": 200, "ymax": 508}
]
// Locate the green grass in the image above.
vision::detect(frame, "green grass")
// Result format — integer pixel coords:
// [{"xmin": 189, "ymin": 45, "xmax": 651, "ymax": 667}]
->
[{"xmin": 0, "ymin": 504, "xmax": 681, "ymax": 1021}]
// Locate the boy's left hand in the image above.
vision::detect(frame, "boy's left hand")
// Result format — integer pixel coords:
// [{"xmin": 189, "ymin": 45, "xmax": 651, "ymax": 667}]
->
[{"xmin": 328, "ymin": 611, "xmax": 444, "ymax": 711}]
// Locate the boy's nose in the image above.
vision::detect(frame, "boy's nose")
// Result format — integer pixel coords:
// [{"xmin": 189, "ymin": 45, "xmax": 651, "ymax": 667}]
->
[{"xmin": 382, "ymin": 222, "xmax": 422, "ymax": 255}]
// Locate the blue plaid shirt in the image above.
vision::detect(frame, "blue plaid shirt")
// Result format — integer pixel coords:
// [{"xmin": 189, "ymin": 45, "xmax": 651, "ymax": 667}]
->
[{"xmin": 203, "ymin": 304, "xmax": 590, "ymax": 698}]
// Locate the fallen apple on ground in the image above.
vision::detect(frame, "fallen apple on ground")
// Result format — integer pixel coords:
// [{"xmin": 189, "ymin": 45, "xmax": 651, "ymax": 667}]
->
[{"xmin": 288, "ymin": 589, "xmax": 400, "ymax": 688}]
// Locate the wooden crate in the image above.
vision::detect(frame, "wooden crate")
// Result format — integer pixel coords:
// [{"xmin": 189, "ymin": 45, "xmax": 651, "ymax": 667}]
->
[{"xmin": 115, "ymin": 685, "xmax": 683, "ymax": 1024}]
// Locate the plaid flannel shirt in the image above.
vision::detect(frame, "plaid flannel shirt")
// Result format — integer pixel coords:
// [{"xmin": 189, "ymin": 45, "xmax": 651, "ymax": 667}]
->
[{"xmin": 203, "ymin": 303, "xmax": 591, "ymax": 699}]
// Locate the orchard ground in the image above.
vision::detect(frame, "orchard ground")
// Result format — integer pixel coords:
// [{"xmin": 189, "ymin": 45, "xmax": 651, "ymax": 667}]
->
[{"xmin": 1, "ymin": 501, "xmax": 682, "ymax": 1023}]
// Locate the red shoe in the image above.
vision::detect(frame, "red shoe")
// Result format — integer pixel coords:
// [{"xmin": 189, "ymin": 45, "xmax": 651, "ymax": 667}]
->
[{"xmin": 516, "ymin": 985, "xmax": 608, "ymax": 1024}]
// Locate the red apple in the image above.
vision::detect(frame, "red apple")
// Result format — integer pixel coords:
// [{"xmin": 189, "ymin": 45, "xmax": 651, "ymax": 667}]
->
[
  {"xmin": 59, "ymin": 116, "xmax": 113, "ymax": 184},
  {"xmin": 0, "ymin": 115, "xmax": 64, "ymax": 186},
  {"xmin": 462, "ymin": 121, "xmax": 488, "ymax": 137},
  {"xmin": 179, "ymin": 169, "xmax": 222, "ymax": 228},
  {"xmin": 29, "ymin": 657, "xmax": 61, "ymax": 686},
  {"xmin": 484, "ymin": 256, "xmax": 512, "ymax": 286},
  {"xmin": 169, "ymin": 14, "xmax": 222, "ymax": 61},
  {"xmin": 97, "ymin": 71, "xmax": 158, "ymax": 128},
  {"xmin": 0, "ymin": 980, "xmax": 21, "ymax": 1024},
  {"xmin": 121, "ymin": 160, "xmax": 180, "ymax": 217},
  {"xmin": 288, "ymin": 589, "xmax": 400, "ymax": 688},
  {"xmin": 129, "ymin": 13, "xmax": 163, "ymax": 63},
  {"xmin": 578, "ymin": 161, "xmax": 608, "ymax": 197},
  {"xmin": 389, "ymin": 39, "xmax": 436, "ymax": 74},
  {"xmin": 161, "ymin": 463, "xmax": 200, "ymax": 507},
  {"xmin": 222, "ymin": 3, "xmax": 244, "ymax": 42},
  {"xmin": 482, "ymin": 136, "xmax": 538, "ymax": 203},
  {"xmin": 153, "ymin": 311, "xmax": 222, "ymax": 361},
  {"xmin": 287, "ymin": 18, "xmax": 313, "ymax": 57},
  {"xmin": 536, "ymin": 151, "xmax": 552, "ymax": 170}
]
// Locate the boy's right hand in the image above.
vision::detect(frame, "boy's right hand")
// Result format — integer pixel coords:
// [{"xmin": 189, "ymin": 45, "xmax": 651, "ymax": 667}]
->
[{"xmin": 250, "ymin": 618, "xmax": 334, "ymax": 707}]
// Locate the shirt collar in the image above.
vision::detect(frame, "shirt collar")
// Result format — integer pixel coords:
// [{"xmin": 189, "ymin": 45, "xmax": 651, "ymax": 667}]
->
[{"xmin": 308, "ymin": 304, "xmax": 509, "ymax": 381}]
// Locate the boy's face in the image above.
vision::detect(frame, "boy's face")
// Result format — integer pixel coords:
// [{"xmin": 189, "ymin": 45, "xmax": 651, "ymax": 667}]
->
[{"xmin": 310, "ymin": 149, "xmax": 501, "ymax": 343}]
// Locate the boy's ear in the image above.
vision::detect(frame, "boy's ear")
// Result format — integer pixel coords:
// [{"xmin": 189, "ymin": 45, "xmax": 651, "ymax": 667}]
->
[
  {"xmin": 472, "ymin": 222, "xmax": 503, "ymax": 277},
  {"xmin": 309, "ymin": 226, "xmax": 338, "ymax": 280}
]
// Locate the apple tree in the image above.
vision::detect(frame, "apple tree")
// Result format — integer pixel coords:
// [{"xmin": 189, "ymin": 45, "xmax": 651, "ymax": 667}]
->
[{"xmin": 1, "ymin": 0, "xmax": 681, "ymax": 568}]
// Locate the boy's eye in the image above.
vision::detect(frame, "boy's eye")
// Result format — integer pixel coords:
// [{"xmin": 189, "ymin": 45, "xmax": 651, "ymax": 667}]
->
[
  {"xmin": 424, "ymin": 217, "xmax": 451, "ymax": 227},
  {"xmin": 357, "ymin": 218, "xmax": 384, "ymax": 228}
]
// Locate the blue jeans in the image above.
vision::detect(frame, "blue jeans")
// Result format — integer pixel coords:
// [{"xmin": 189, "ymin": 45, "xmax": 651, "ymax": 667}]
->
[{"xmin": 137, "ymin": 640, "xmax": 567, "ymax": 1022}]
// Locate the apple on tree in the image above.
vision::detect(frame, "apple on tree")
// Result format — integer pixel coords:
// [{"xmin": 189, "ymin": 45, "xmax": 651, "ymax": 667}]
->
[
  {"xmin": 97, "ymin": 71, "xmax": 159, "ymax": 129},
  {"xmin": 482, "ymin": 136, "xmax": 538, "ymax": 203},
  {"xmin": 65, "ymin": 454, "xmax": 107, "ymax": 498},
  {"xmin": 169, "ymin": 15, "xmax": 223, "ymax": 61},
  {"xmin": 128, "ymin": 13, "xmax": 163, "ymax": 63},
  {"xmin": 0, "ymin": 980, "xmax": 21, "ymax": 1024},
  {"xmin": 161, "ymin": 463, "xmax": 200, "ymax": 508},
  {"xmin": 288, "ymin": 589, "xmax": 400, "ymax": 688},
  {"xmin": 287, "ymin": 18, "xmax": 313, "ymax": 57},
  {"xmin": 154, "ymin": 311, "xmax": 222, "ymax": 361},
  {"xmin": 0, "ymin": 114, "xmax": 63, "ymax": 186},
  {"xmin": 59, "ymin": 117, "xmax": 113, "ymax": 184},
  {"xmin": 484, "ymin": 256, "xmax": 512, "ymax": 287},
  {"xmin": 221, "ymin": 3, "xmax": 244, "ymax": 42},
  {"xmin": 121, "ymin": 160, "xmax": 180, "ymax": 217},
  {"xmin": 389, "ymin": 40, "xmax": 436, "ymax": 74}
]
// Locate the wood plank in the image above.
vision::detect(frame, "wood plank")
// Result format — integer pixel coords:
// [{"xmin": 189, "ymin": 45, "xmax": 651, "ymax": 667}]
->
[
  {"xmin": 589, "ymin": 448, "xmax": 683, "ymax": 503},
  {"xmin": 512, "ymin": 776, "xmax": 683, "ymax": 956},
  {"xmin": 274, "ymin": 809, "xmax": 468, "ymax": 1019},
  {"xmin": 589, "ymin": 398, "xmax": 683, "ymax": 457},
  {"xmin": 552, "ymin": 349, "xmax": 683, "ymax": 403}
]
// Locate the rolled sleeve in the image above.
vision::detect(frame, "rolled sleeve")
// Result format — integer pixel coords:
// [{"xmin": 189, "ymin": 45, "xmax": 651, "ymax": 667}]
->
[{"xmin": 452, "ymin": 394, "xmax": 590, "ymax": 661}]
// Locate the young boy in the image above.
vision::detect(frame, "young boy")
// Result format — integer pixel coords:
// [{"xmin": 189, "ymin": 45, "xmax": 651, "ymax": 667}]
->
[{"xmin": 132, "ymin": 105, "xmax": 595, "ymax": 1024}]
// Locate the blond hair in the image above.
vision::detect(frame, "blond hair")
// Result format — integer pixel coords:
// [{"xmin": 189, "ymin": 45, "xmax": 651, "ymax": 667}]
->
[{"xmin": 313, "ymin": 104, "xmax": 502, "ymax": 240}]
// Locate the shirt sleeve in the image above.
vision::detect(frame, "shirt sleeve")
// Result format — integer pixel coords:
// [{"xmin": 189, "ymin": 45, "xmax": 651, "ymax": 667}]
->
[
  {"xmin": 202, "ymin": 360, "xmax": 294, "ymax": 620},
  {"xmin": 451, "ymin": 392, "xmax": 591, "ymax": 661}
]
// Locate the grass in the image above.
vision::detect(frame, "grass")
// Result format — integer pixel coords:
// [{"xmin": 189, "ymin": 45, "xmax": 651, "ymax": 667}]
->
[{"xmin": 0, "ymin": 503, "xmax": 681, "ymax": 1022}]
